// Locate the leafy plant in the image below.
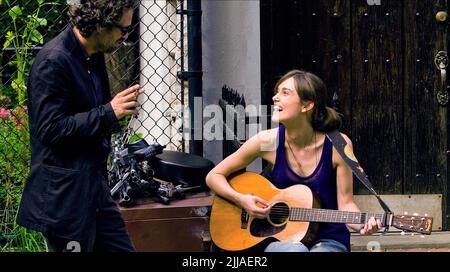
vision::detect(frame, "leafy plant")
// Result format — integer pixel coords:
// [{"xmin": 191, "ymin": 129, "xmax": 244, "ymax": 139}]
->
[
  {"xmin": 0, "ymin": 0, "xmax": 68, "ymax": 252},
  {"xmin": 2, "ymin": 0, "xmax": 59, "ymax": 106},
  {"xmin": 1, "ymin": 218, "xmax": 48, "ymax": 252},
  {"xmin": 128, "ymin": 133, "xmax": 143, "ymax": 143},
  {"xmin": 0, "ymin": 107, "xmax": 29, "ymax": 207},
  {"xmin": 0, "ymin": 106, "xmax": 46, "ymax": 252}
]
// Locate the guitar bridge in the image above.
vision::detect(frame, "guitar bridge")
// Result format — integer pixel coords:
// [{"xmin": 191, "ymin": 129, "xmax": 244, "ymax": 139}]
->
[{"xmin": 241, "ymin": 209, "xmax": 249, "ymax": 229}]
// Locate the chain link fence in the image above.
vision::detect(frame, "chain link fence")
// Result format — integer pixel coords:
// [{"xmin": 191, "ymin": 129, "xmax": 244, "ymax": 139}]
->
[
  {"xmin": 108, "ymin": 0, "xmax": 187, "ymax": 152},
  {"xmin": 0, "ymin": 0, "xmax": 188, "ymax": 251}
]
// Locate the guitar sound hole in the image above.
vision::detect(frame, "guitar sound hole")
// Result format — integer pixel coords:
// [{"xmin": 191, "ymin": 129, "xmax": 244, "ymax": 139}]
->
[
  {"xmin": 268, "ymin": 202, "xmax": 289, "ymax": 226},
  {"xmin": 250, "ymin": 218, "xmax": 287, "ymax": 237},
  {"xmin": 249, "ymin": 202, "xmax": 289, "ymax": 238}
]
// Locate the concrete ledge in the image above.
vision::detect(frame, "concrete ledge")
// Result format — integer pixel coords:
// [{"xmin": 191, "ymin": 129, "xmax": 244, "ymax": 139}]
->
[
  {"xmin": 351, "ymin": 231, "xmax": 450, "ymax": 252},
  {"xmin": 353, "ymin": 194, "xmax": 443, "ymax": 231}
]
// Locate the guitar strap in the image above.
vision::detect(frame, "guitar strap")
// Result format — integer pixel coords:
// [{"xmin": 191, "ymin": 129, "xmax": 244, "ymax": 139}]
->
[{"xmin": 326, "ymin": 130, "xmax": 393, "ymax": 217}]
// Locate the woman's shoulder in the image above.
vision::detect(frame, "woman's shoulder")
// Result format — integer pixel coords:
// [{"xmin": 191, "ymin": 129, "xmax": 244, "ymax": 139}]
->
[
  {"xmin": 331, "ymin": 131, "xmax": 356, "ymax": 166},
  {"xmin": 325, "ymin": 130, "xmax": 353, "ymax": 145},
  {"xmin": 254, "ymin": 127, "xmax": 279, "ymax": 143},
  {"xmin": 338, "ymin": 132, "xmax": 353, "ymax": 146},
  {"xmin": 246, "ymin": 128, "xmax": 279, "ymax": 153}
]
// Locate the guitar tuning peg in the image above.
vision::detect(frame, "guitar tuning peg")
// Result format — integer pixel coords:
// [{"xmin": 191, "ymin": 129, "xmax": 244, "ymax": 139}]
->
[
  {"xmin": 413, "ymin": 213, "xmax": 419, "ymax": 216},
  {"xmin": 420, "ymin": 235, "xmax": 425, "ymax": 238},
  {"xmin": 404, "ymin": 212, "xmax": 408, "ymax": 215},
  {"xmin": 401, "ymin": 231, "xmax": 405, "ymax": 235},
  {"xmin": 424, "ymin": 213, "xmax": 428, "ymax": 217}
]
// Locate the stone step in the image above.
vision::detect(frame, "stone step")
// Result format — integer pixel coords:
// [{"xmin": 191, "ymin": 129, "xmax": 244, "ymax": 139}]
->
[{"xmin": 351, "ymin": 231, "xmax": 450, "ymax": 252}]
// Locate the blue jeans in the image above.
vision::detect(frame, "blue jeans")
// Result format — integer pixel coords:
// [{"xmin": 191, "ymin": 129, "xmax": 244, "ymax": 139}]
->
[{"xmin": 264, "ymin": 239, "xmax": 348, "ymax": 252}]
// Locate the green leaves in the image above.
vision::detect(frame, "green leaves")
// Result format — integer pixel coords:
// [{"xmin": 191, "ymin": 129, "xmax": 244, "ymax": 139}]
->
[
  {"xmin": 129, "ymin": 133, "xmax": 144, "ymax": 143},
  {"xmin": 3, "ymin": 1, "xmax": 49, "ymax": 107},
  {"xmin": 29, "ymin": 29, "xmax": 44, "ymax": 44},
  {"xmin": 11, "ymin": 78, "xmax": 26, "ymax": 105},
  {"xmin": 37, "ymin": 17, "xmax": 47, "ymax": 27},
  {"xmin": 8, "ymin": 5, "xmax": 22, "ymax": 20}
]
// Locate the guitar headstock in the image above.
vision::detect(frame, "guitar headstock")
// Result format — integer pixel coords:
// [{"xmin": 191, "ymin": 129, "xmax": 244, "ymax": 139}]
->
[{"xmin": 391, "ymin": 213, "xmax": 433, "ymax": 235}]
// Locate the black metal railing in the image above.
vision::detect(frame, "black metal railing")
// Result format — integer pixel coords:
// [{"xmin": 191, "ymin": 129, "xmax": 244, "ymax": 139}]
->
[{"xmin": 219, "ymin": 85, "xmax": 247, "ymax": 158}]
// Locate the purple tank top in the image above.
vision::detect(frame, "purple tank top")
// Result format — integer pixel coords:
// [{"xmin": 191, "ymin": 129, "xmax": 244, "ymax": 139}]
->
[{"xmin": 270, "ymin": 125, "xmax": 350, "ymax": 251}]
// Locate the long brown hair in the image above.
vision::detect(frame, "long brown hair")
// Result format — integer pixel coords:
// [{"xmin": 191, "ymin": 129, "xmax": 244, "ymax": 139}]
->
[{"xmin": 273, "ymin": 70, "xmax": 341, "ymax": 132}]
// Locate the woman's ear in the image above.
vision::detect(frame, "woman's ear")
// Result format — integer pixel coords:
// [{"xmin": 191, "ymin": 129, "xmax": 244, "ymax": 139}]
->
[{"xmin": 301, "ymin": 101, "xmax": 315, "ymax": 113}]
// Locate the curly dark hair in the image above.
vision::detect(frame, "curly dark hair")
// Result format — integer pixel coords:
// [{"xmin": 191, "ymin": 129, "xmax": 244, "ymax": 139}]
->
[{"xmin": 68, "ymin": 0, "xmax": 137, "ymax": 38}]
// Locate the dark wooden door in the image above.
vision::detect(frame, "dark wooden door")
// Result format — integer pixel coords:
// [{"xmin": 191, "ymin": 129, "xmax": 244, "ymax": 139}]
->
[{"xmin": 261, "ymin": 0, "xmax": 450, "ymax": 228}]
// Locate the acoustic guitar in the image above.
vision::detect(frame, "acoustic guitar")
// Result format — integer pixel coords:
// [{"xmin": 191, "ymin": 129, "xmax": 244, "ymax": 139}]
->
[{"xmin": 210, "ymin": 172, "xmax": 433, "ymax": 251}]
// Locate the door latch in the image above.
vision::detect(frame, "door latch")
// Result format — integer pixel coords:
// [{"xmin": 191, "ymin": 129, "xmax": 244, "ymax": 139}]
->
[{"xmin": 435, "ymin": 51, "xmax": 449, "ymax": 106}]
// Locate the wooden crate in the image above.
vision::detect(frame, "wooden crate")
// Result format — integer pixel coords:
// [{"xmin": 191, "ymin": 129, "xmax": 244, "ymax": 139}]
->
[{"xmin": 120, "ymin": 191, "xmax": 213, "ymax": 252}]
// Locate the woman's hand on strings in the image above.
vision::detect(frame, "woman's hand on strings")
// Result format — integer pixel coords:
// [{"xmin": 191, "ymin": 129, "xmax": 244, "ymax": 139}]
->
[{"xmin": 237, "ymin": 194, "xmax": 271, "ymax": 219}]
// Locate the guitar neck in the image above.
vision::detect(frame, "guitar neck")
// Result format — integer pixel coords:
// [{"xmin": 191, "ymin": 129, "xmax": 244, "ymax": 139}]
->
[{"xmin": 289, "ymin": 208, "xmax": 386, "ymax": 225}]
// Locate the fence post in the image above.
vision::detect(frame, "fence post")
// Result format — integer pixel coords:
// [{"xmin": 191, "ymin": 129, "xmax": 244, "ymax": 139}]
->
[{"xmin": 187, "ymin": 0, "xmax": 203, "ymax": 156}]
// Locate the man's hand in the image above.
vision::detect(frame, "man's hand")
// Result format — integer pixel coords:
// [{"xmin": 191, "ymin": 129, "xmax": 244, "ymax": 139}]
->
[{"xmin": 110, "ymin": 84, "xmax": 144, "ymax": 120}]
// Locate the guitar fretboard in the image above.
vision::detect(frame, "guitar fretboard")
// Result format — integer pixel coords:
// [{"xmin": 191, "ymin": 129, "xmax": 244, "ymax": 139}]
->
[{"xmin": 289, "ymin": 208, "xmax": 385, "ymax": 225}]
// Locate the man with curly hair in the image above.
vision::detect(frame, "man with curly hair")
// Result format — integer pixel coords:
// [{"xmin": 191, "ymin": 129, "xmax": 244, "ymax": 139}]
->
[{"xmin": 17, "ymin": 0, "xmax": 140, "ymax": 252}]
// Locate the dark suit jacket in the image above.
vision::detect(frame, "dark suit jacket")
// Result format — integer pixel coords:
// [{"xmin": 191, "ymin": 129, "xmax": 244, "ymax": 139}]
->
[{"xmin": 17, "ymin": 26, "xmax": 120, "ymax": 240}]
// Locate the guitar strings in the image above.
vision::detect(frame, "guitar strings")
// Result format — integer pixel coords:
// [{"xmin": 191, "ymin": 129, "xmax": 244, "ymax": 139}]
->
[{"xmin": 260, "ymin": 207, "xmax": 383, "ymax": 222}]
